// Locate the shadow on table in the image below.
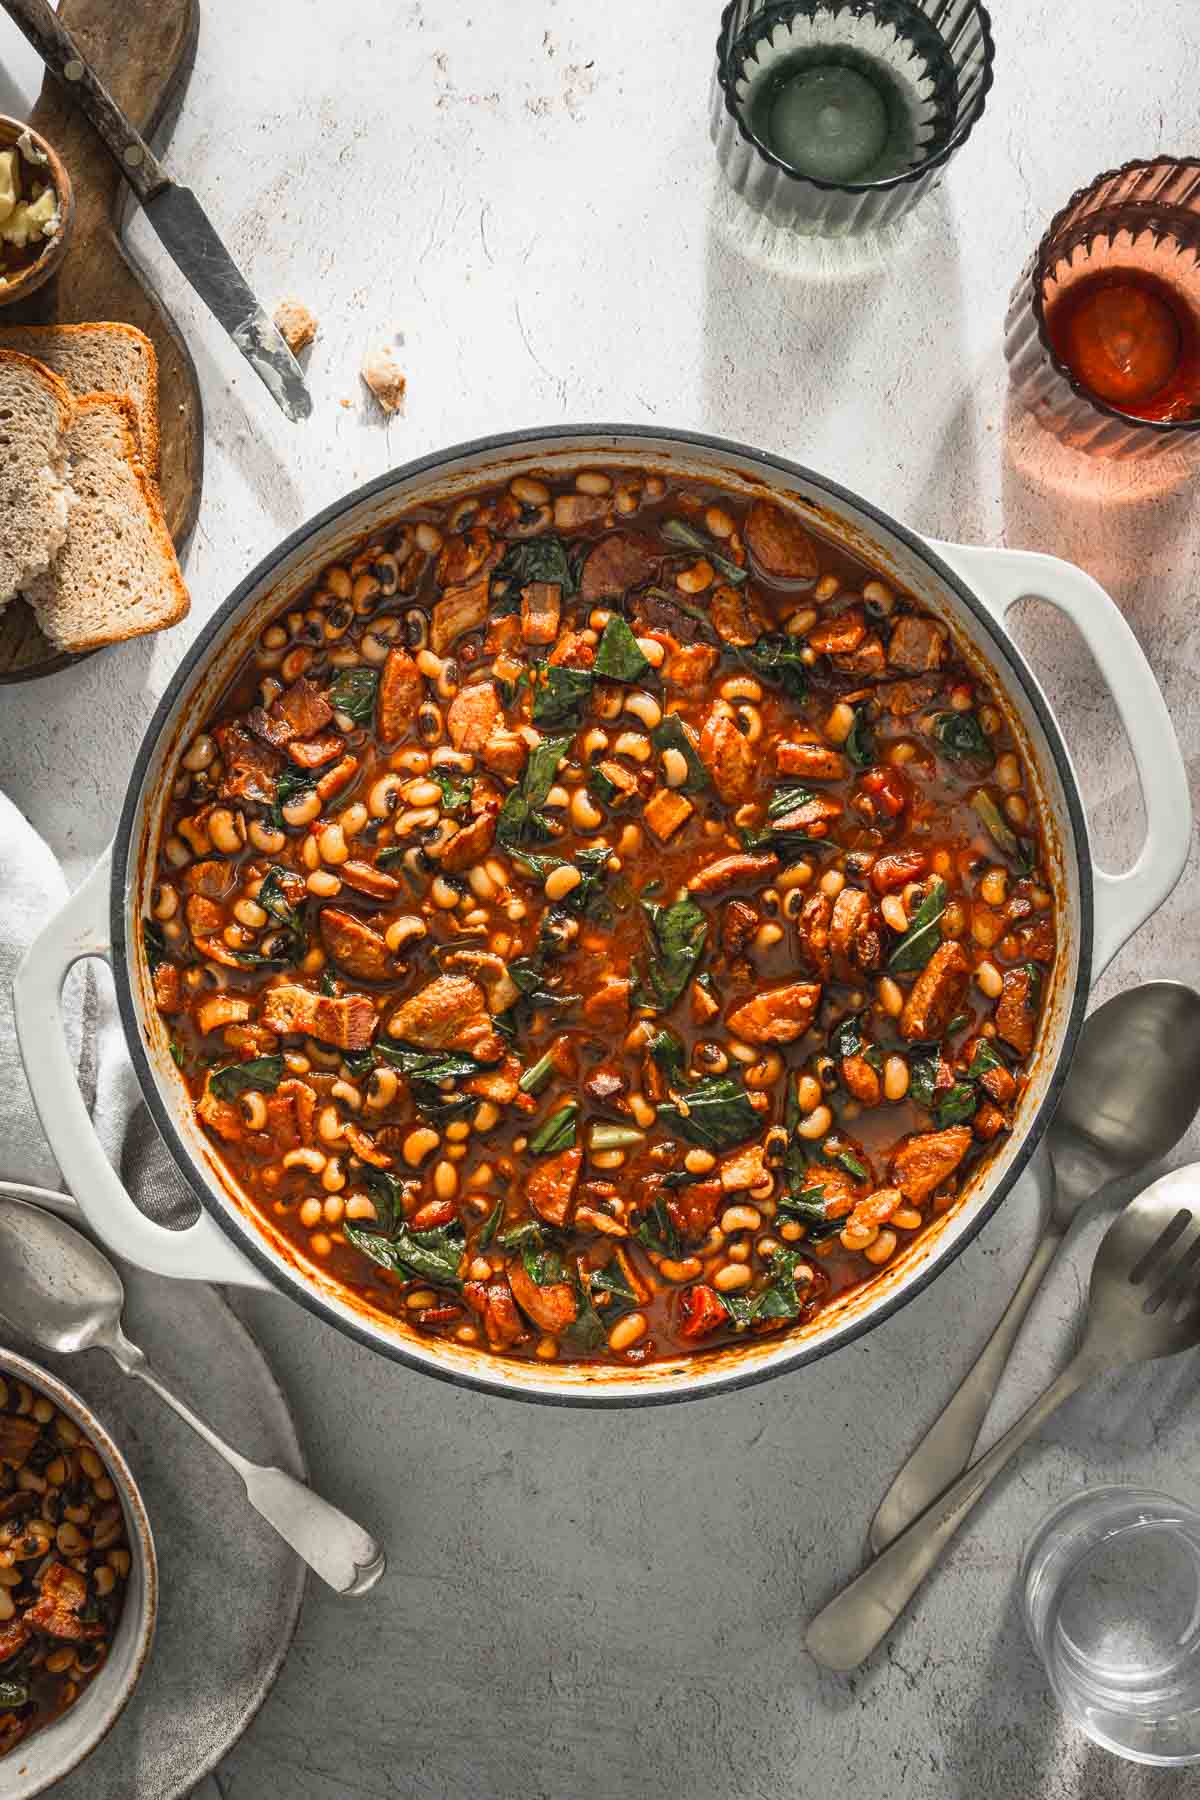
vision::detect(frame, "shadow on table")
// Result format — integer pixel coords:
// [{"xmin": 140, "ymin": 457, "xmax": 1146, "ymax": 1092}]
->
[
  {"xmin": 943, "ymin": 1568, "xmax": 1200, "ymax": 1799},
  {"xmin": 1000, "ymin": 394, "xmax": 1197, "ymax": 642},
  {"xmin": 699, "ymin": 179, "xmax": 973, "ymax": 489}
]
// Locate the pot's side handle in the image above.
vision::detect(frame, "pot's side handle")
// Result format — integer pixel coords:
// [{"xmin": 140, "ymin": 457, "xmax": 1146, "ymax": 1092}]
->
[
  {"xmin": 13, "ymin": 848, "xmax": 272, "ymax": 1289},
  {"xmin": 930, "ymin": 541, "xmax": 1190, "ymax": 977}
]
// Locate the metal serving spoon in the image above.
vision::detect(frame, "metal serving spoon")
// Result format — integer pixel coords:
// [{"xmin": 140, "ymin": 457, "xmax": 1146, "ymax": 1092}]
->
[
  {"xmin": 0, "ymin": 1192, "xmax": 385, "ymax": 1597},
  {"xmin": 869, "ymin": 982, "xmax": 1200, "ymax": 1553},
  {"xmin": 808, "ymin": 1163, "xmax": 1200, "ymax": 1669}
]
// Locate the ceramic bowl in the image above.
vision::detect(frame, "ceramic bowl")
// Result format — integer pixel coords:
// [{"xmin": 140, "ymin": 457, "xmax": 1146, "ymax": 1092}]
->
[{"xmin": 0, "ymin": 1347, "xmax": 156, "ymax": 1799}]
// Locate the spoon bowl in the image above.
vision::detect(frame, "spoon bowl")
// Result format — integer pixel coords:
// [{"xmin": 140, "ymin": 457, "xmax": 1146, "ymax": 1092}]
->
[
  {"xmin": 0, "ymin": 1193, "xmax": 127, "ymax": 1354},
  {"xmin": 1047, "ymin": 982, "xmax": 1200, "ymax": 1226},
  {"xmin": 0, "ymin": 1189, "xmax": 386, "ymax": 1596}
]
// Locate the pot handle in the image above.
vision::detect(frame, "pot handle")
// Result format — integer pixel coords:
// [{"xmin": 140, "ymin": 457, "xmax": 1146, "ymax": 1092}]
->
[
  {"xmin": 13, "ymin": 848, "xmax": 272, "ymax": 1290},
  {"xmin": 930, "ymin": 540, "xmax": 1190, "ymax": 978}
]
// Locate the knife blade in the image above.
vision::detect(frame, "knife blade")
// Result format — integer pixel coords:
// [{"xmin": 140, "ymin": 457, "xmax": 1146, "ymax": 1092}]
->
[
  {"xmin": 1, "ymin": 0, "xmax": 312, "ymax": 422},
  {"xmin": 143, "ymin": 185, "xmax": 312, "ymax": 422}
]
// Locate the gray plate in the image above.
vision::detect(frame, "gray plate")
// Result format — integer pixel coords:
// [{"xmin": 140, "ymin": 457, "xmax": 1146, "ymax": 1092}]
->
[{"xmin": 1, "ymin": 1188, "xmax": 306, "ymax": 1800}]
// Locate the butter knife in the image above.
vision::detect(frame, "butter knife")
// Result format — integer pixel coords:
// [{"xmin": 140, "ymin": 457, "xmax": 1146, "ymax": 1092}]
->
[{"xmin": 2, "ymin": 0, "xmax": 312, "ymax": 421}]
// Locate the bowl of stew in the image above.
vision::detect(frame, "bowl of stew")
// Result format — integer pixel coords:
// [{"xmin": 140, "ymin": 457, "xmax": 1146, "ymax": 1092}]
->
[
  {"xmin": 0, "ymin": 1349, "xmax": 155, "ymax": 1798},
  {"xmin": 15, "ymin": 427, "xmax": 1189, "ymax": 1404}
]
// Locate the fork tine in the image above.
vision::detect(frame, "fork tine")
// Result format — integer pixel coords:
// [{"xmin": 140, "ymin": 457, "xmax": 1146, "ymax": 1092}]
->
[
  {"xmin": 1144, "ymin": 1224, "xmax": 1200, "ymax": 1316},
  {"xmin": 1130, "ymin": 1207, "xmax": 1195, "ymax": 1288}
]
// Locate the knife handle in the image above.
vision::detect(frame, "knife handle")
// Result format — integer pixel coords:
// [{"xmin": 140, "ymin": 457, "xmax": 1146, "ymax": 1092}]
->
[{"xmin": 2, "ymin": 0, "xmax": 170, "ymax": 202}]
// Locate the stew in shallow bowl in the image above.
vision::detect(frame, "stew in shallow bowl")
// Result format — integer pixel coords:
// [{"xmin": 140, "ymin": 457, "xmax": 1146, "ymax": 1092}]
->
[{"xmin": 15, "ymin": 427, "xmax": 1189, "ymax": 1406}]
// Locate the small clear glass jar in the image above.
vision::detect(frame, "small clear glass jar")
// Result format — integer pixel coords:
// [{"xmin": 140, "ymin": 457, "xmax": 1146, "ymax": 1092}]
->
[
  {"xmin": 1022, "ymin": 1485, "xmax": 1200, "ymax": 1766},
  {"xmin": 710, "ymin": 0, "xmax": 995, "ymax": 238}
]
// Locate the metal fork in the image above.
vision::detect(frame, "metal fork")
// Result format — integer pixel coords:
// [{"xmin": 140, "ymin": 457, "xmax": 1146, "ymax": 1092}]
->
[{"xmin": 807, "ymin": 1164, "xmax": 1200, "ymax": 1670}]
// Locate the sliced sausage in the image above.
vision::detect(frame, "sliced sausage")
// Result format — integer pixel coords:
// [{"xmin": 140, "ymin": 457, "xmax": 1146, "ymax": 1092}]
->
[
  {"xmin": 386, "ymin": 974, "xmax": 502, "ymax": 1062},
  {"xmin": 582, "ymin": 978, "xmax": 632, "ymax": 1031},
  {"xmin": 890, "ymin": 1126, "xmax": 972, "ymax": 1202},
  {"xmin": 520, "ymin": 581, "xmax": 562, "ymax": 645},
  {"xmin": 710, "ymin": 582, "xmax": 770, "ymax": 647},
  {"xmin": 378, "ymin": 647, "xmax": 423, "ymax": 742},
  {"xmin": 437, "ymin": 806, "xmax": 498, "ymax": 874},
  {"xmin": 214, "ymin": 723, "xmax": 281, "ymax": 806},
  {"xmin": 995, "ymin": 967, "xmax": 1037, "ymax": 1057},
  {"xmin": 830, "ymin": 887, "xmax": 881, "ymax": 973},
  {"xmin": 579, "ymin": 531, "xmax": 659, "ymax": 601},
  {"xmin": 775, "ymin": 736, "xmax": 847, "ymax": 781},
  {"xmin": 726, "ymin": 981, "xmax": 822, "ymax": 1044},
  {"xmin": 527, "ymin": 1148, "xmax": 583, "ymax": 1227},
  {"xmin": 287, "ymin": 731, "xmax": 344, "ymax": 769},
  {"xmin": 276, "ymin": 676, "xmax": 333, "ymax": 738},
  {"xmin": 888, "ymin": 614, "xmax": 946, "ymax": 672},
  {"xmin": 319, "ymin": 908, "xmax": 392, "ymax": 981},
  {"xmin": 508, "ymin": 1258, "xmax": 578, "ymax": 1334},
  {"xmin": 899, "ymin": 941, "xmax": 969, "ymax": 1042},
  {"xmin": 687, "ymin": 852, "xmax": 779, "ymax": 896},
  {"xmin": 465, "ymin": 1279, "xmax": 527, "ymax": 1348},
  {"xmin": 744, "ymin": 500, "xmax": 818, "ymax": 582},
  {"xmin": 699, "ymin": 707, "xmax": 755, "ymax": 803},
  {"xmin": 808, "ymin": 607, "xmax": 866, "ymax": 656},
  {"xmin": 664, "ymin": 642, "xmax": 719, "ymax": 689},
  {"xmin": 430, "ymin": 573, "xmax": 490, "ymax": 656},
  {"xmin": 260, "ymin": 984, "xmax": 378, "ymax": 1050}
]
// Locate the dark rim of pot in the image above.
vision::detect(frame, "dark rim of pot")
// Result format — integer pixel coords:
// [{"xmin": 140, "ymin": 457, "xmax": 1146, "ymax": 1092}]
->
[{"xmin": 111, "ymin": 423, "xmax": 1093, "ymax": 1409}]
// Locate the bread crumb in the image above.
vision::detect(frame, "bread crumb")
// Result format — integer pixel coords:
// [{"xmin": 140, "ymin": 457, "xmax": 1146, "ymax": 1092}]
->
[
  {"xmin": 272, "ymin": 299, "xmax": 318, "ymax": 356},
  {"xmin": 361, "ymin": 346, "xmax": 406, "ymax": 416}
]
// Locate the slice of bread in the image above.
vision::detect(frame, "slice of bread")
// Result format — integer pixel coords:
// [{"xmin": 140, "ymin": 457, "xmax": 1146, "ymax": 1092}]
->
[
  {"xmin": 0, "ymin": 348, "xmax": 73, "ymax": 608},
  {"xmin": 0, "ymin": 322, "xmax": 159, "ymax": 474},
  {"xmin": 25, "ymin": 392, "xmax": 188, "ymax": 654}
]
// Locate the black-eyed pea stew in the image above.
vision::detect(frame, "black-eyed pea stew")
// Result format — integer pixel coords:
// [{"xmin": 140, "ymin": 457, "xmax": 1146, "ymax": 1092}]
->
[
  {"xmin": 0, "ymin": 1376, "xmax": 130, "ymax": 1758},
  {"xmin": 146, "ymin": 465, "xmax": 1058, "ymax": 1370}
]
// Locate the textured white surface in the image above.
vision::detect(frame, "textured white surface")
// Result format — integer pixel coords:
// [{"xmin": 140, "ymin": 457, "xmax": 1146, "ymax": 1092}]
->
[{"xmin": 2, "ymin": 1, "xmax": 1199, "ymax": 1795}]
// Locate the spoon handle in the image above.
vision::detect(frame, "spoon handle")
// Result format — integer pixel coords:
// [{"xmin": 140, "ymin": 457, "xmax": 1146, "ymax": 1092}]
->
[
  {"xmin": 115, "ymin": 1349, "xmax": 386, "ymax": 1597},
  {"xmin": 868, "ymin": 1225, "xmax": 1065, "ymax": 1551},
  {"xmin": 806, "ymin": 1352, "xmax": 1090, "ymax": 1671}
]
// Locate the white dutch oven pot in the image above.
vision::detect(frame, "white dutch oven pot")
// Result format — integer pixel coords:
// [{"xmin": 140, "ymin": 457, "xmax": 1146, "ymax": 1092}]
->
[{"xmin": 14, "ymin": 428, "xmax": 1191, "ymax": 1407}]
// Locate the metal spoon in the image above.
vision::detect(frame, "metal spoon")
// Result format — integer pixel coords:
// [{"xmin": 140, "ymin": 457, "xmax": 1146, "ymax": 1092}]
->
[
  {"xmin": 0, "ymin": 1192, "xmax": 385, "ymax": 1597},
  {"xmin": 808, "ymin": 1161, "xmax": 1200, "ymax": 1669},
  {"xmin": 869, "ymin": 982, "xmax": 1200, "ymax": 1553}
]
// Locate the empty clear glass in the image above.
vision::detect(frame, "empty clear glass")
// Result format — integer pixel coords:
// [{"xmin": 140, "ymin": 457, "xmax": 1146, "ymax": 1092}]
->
[{"xmin": 1022, "ymin": 1486, "xmax": 1200, "ymax": 1765}]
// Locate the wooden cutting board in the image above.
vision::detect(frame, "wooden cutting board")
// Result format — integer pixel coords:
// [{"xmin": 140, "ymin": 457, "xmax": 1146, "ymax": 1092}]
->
[{"xmin": 0, "ymin": 0, "xmax": 203, "ymax": 682}]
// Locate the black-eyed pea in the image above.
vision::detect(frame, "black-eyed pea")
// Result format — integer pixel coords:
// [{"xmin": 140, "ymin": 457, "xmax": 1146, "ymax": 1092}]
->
[
  {"xmin": 883, "ymin": 1055, "xmax": 910, "ymax": 1101},
  {"xmin": 151, "ymin": 882, "xmax": 179, "ymax": 922},
  {"xmin": 658, "ymin": 1256, "xmax": 703, "ymax": 1283},
  {"xmin": 864, "ymin": 1228, "xmax": 899, "ymax": 1265},
  {"xmin": 713, "ymin": 1262, "xmax": 752, "ymax": 1292},
  {"xmin": 283, "ymin": 788, "xmax": 321, "ymax": 828},
  {"xmin": 209, "ymin": 808, "xmax": 245, "ymax": 855},
  {"xmin": 404, "ymin": 1128, "xmax": 440, "ymax": 1167},
  {"xmin": 976, "ymin": 959, "xmax": 1004, "ymax": 999},
  {"xmin": 607, "ymin": 1311, "xmax": 647, "ymax": 1352},
  {"xmin": 797, "ymin": 1104, "xmax": 832, "ymax": 1140},
  {"xmin": 239, "ymin": 1091, "xmax": 268, "ymax": 1132}
]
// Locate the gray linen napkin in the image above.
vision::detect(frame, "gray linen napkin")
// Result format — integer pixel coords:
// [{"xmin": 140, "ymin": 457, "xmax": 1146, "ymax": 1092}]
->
[{"xmin": 0, "ymin": 795, "xmax": 197, "ymax": 1226}]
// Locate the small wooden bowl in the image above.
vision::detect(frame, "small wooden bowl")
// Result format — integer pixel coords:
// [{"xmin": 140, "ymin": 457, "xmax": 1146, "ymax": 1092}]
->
[{"xmin": 0, "ymin": 115, "xmax": 75, "ymax": 306}]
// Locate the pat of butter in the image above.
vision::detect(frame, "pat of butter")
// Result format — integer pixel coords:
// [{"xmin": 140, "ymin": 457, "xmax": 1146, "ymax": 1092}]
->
[
  {"xmin": 1, "ymin": 184, "xmax": 58, "ymax": 249},
  {"xmin": 0, "ymin": 151, "xmax": 19, "ymax": 228}
]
